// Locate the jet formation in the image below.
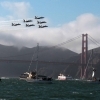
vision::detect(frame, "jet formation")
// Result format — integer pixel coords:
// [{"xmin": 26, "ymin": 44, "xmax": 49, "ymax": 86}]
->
[
  {"xmin": 35, "ymin": 16, "xmax": 48, "ymax": 28},
  {"xmin": 11, "ymin": 16, "xmax": 48, "ymax": 28}
]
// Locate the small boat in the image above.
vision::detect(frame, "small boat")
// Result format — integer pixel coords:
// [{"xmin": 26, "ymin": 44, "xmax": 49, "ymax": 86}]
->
[
  {"xmin": 26, "ymin": 72, "xmax": 52, "ymax": 83},
  {"xmin": 87, "ymin": 68, "xmax": 100, "ymax": 83},
  {"xmin": 1, "ymin": 77, "xmax": 9, "ymax": 79},
  {"xmin": 57, "ymin": 74, "xmax": 66, "ymax": 80}
]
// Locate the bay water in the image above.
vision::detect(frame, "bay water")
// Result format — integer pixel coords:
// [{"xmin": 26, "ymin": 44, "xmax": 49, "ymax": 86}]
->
[{"xmin": 0, "ymin": 79, "xmax": 100, "ymax": 100}]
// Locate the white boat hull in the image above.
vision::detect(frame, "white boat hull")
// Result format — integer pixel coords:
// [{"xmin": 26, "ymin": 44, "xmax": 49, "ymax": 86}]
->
[
  {"xmin": 19, "ymin": 78, "xmax": 27, "ymax": 80},
  {"xmin": 56, "ymin": 78, "xmax": 66, "ymax": 81}
]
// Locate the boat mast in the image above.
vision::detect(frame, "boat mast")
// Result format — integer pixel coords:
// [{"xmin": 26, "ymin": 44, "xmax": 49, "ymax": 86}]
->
[{"xmin": 36, "ymin": 43, "xmax": 39, "ymax": 79}]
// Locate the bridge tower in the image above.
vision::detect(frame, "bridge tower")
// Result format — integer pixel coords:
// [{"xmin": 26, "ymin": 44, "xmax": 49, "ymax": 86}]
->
[{"xmin": 81, "ymin": 34, "xmax": 88, "ymax": 79}]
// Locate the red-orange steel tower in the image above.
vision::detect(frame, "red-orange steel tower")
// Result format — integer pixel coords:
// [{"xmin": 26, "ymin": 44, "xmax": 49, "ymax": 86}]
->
[{"xmin": 81, "ymin": 34, "xmax": 88, "ymax": 79}]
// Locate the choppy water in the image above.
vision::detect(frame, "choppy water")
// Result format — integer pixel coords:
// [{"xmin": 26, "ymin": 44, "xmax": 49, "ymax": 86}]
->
[{"xmin": 0, "ymin": 79, "xmax": 100, "ymax": 100}]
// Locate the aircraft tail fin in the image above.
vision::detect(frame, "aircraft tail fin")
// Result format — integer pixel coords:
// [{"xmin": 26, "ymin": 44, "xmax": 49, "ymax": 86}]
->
[
  {"xmin": 35, "ymin": 16, "xmax": 36, "ymax": 18},
  {"xmin": 37, "ymin": 21, "xmax": 39, "ymax": 24},
  {"xmin": 26, "ymin": 24, "xmax": 28, "ymax": 27}
]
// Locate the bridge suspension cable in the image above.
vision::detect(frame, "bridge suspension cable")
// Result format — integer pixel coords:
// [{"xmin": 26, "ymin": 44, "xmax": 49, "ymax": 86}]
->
[{"xmin": 88, "ymin": 35, "xmax": 100, "ymax": 47}]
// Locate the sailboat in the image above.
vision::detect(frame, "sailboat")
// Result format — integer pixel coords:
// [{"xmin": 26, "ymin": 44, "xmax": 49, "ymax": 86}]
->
[
  {"xmin": 89, "ymin": 68, "xmax": 100, "ymax": 83},
  {"xmin": 19, "ymin": 48, "xmax": 36, "ymax": 80},
  {"xmin": 26, "ymin": 43, "xmax": 52, "ymax": 83},
  {"xmin": 90, "ymin": 50, "xmax": 100, "ymax": 83},
  {"xmin": 87, "ymin": 50, "xmax": 100, "ymax": 83},
  {"xmin": 19, "ymin": 44, "xmax": 40, "ymax": 80}
]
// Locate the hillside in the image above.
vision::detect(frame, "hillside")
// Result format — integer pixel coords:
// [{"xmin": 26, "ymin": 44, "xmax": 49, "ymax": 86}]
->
[{"xmin": 0, "ymin": 44, "xmax": 78, "ymax": 78}]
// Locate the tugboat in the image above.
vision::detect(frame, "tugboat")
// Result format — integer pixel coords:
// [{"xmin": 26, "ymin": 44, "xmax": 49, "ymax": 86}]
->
[{"xmin": 57, "ymin": 73, "xmax": 66, "ymax": 80}]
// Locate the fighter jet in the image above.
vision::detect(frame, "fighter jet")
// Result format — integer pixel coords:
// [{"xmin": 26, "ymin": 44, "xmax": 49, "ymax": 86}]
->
[
  {"xmin": 35, "ymin": 16, "xmax": 44, "ymax": 19},
  {"xmin": 23, "ymin": 19, "xmax": 32, "ymax": 22},
  {"xmin": 37, "ymin": 21, "xmax": 46, "ymax": 24},
  {"xmin": 38, "ymin": 25, "xmax": 48, "ymax": 28},
  {"xmin": 12, "ymin": 23, "xmax": 21, "ymax": 26},
  {"xmin": 26, "ymin": 24, "xmax": 35, "ymax": 27}
]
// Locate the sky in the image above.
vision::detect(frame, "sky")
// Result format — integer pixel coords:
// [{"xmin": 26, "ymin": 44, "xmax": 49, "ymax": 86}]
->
[{"xmin": 0, "ymin": 0, "xmax": 100, "ymax": 53}]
